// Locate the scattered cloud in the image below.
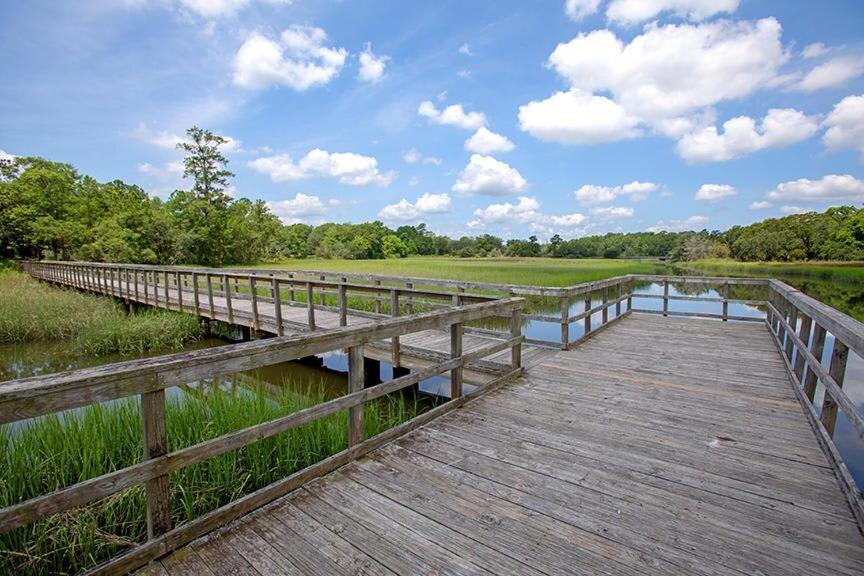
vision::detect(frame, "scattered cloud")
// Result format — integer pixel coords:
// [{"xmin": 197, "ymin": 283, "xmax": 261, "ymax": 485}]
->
[
  {"xmin": 749, "ymin": 201, "xmax": 773, "ymax": 209},
  {"xmin": 766, "ymin": 174, "xmax": 864, "ymax": 203},
  {"xmin": 802, "ymin": 42, "xmax": 828, "ymax": 59},
  {"xmin": 452, "ymin": 154, "xmax": 528, "ymax": 196},
  {"xmin": 465, "ymin": 127, "xmax": 515, "ymax": 154},
  {"xmin": 357, "ymin": 42, "xmax": 389, "ymax": 83},
  {"xmin": 795, "ymin": 56, "xmax": 864, "ymax": 92},
  {"xmin": 590, "ymin": 205, "xmax": 634, "ymax": 219},
  {"xmin": 378, "ymin": 193, "xmax": 452, "ymax": 221},
  {"xmin": 564, "ymin": 0, "xmax": 601, "ymax": 21},
  {"xmin": 137, "ymin": 160, "xmax": 184, "ymax": 179},
  {"xmin": 268, "ymin": 192, "xmax": 326, "ymax": 224},
  {"xmin": 456, "ymin": 69, "xmax": 472, "ymax": 79},
  {"xmin": 677, "ymin": 108, "xmax": 819, "ymax": 163},
  {"xmin": 408, "ymin": 176, "xmax": 420, "ymax": 186},
  {"xmin": 458, "ymin": 43, "xmax": 473, "ymax": 56},
  {"xmin": 125, "ymin": 0, "xmax": 293, "ymax": 20},
  {"xmin": 549, "ymin": 212, "xmax": 589, "ymax": 227},
  {"xmin": 418, "ymin": 101, "xmax": 487, "ymax": 130},
  {"xmin": 647, "ymin": 215, "xmax": 708, "ymax": 232},
  {"xmin": 823, "ymin": 94, "xmax": 864, "ymax": 160},
  {"xmin": 232, "ymin": 26, "xmax": 347, "ymax": 91},
  {"xmin": 574, "ymin": 181, "xmax": 657, "ymax": 205},
  {"xmin": 695, "ymin": 183, "xmax": 737, "ymax": 201},
  {"xmin": 472, "ymin": 196, "xmax": 543, "ymax": 225},
  {"xmin": 528, "ymin": 17, "xmax": 787, "ymax": 145},
  {"xmin": 780, "ymin": 205, "xmax": 807, "ymax": 214},
  {"xmin": 402, "ymin": 148, "xmax": 441, "ymax": 165},
  {"xmin": 248, "ymin": 148, "xmax": 396, "ymax": 186},
  {"xmin": 518, "ymin": 89, "xmax": 641, "ymax": 144},
  {"xmin": 605, "ymin": 0, "xmax": 740, "ymax": 26}
]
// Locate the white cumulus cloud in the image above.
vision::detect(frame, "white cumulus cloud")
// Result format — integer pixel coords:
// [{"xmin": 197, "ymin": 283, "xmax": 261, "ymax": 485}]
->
[
  {"xmin": 574, "ymin": 181, "xmax": 657, "ymax": 205},
  {"xmin": 766, "ymin": 174, "xmax": 864, "ymax": 203},
  {"xmin": 695, "ymin": 183, "xmax": 737, "ymax": 201},
  {"xmin": 518, "ymin": 89, "xmax": 641, "ymax": 145},
  {"xmin": 268, "ymin": 193, "xmax": 326, "ymax": 224},
  {"xmin": 233, "ymin": 26, "xmax": 347, "ymax": 91},
  {"xmin": 802, "ymin": 43, "xmax": 828, "ymax": 59},
  {"xmin": 590, "ymin": 205, "xmax": 634, "ymax": 219},
  {"xmin": 357, "ymin": 42, "xmax": 389, "ymax": 83},
  {"xmin": 564, "ymin": 0, "xmax": 601, "ymax": 20},
  {"xmin": 539, "ymin": 17, "xmax": 787, "ymax": 138},
  {"xmin": 402, "ymin": 148, "xmax": 441, "ymax": 165},
  {"xmin": 452, "ymin": 154, "xmax": 528, "ymax": 196},
  {"xmin": 248, "ymin": 148, "xmax": 396, "ymax": 186},
  {"xmin": 749, "ymin": 201, "xmax": 772, "ymax": 209},
  {"xmin": 606, "ymin": 0, "xmax": 740, "ymax": 26},
  {"xmin": 378, "ymin": 193, "xmax": 452, "ymax": 221},
  {"xmin": 796, "ymin": 56, "xmax": 864, "ymax": 93},
  {"xmin": 473, "ymin": 196, "xmax": 544, "ymax": 225},
  {"xmin": 647, "ymin": 215, "xmax": 708, "ymax": 232},
  {"xmin": 823, "ymin": 94, "xmax": 864, "ymax": 160},
  {"xmin": 465, "ymin": 127, "xmax": 515, "ymax": 154},
  {"xmin": 418, "ymin": 101, "xmax": 487, "ymax": 130},
  {"xmin": 677, "ymin": 108, "xmax": 819, "ymax": 163}
]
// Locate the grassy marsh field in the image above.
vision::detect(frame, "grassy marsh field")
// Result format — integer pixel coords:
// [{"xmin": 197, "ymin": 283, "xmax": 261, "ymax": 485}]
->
[{"xmin": 253, "ymin": 256, "xmax": 666, "ymax": 286}]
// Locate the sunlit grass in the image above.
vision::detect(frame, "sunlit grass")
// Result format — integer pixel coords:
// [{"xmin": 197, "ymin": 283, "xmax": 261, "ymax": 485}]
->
[
  {"xmin": 0, "ymin": 382, "xmax": 425, "ymax": 575},
  {"xmin": 0, "ymin": 270, "xmax": 202, "ymax": 355}
]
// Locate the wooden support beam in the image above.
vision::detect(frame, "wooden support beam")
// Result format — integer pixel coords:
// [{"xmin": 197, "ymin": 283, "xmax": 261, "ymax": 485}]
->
[
  {"xmin": 250, "ymin": 276, "xmax": 260, "ymax": 333},
  {"xmin": 347, "ymin": 346, "xmax": 365, "ymax": 447},
  {"xmin": 662, "ymin": 280, "xmax": 669, "ymax": 317},
  {"xmin": 584, "ymin": 291, "xmax": 592, "ymax": 335},
  {"xmin": 560, "ymin": 294, "xmax": 570, "ymax": 350},
  {"xmin": 822, "ymin": 340, "xmax": 849, "ymax": 437},
  {"xmin": 339, "ymin": 283, "xmax": 348, "ymax": 327},
  {"xmin": 391, "ymin": 290, "xmax": 400, "ymax": 368},
  {"xmin": 141, "ymin": 386, "xmax": 172, "ymax": 539},
  {"xmin": 272, "ymin": 278, "xmax": 283, "ymax": 336},
  {"xmin": 450, "ymin": 321, "xmax": 463, "ymax": 399},
  {"xmin": 511, "ymin": 308, "xmax": 522, "ymax": 370},
  {"xmin": 223, "ymin": 274, "xmax": 233, "ymax": 324},
  {"xmin": 306, "ymin": 283, "xmax": 315, "ymax": 331},
  {"xmin": 803, "ymin": 323, "xmax": 827, "ymax": 402},
  {"xmin": 793, "ymin": 313, "xmax": 812, "ymax": 382}
]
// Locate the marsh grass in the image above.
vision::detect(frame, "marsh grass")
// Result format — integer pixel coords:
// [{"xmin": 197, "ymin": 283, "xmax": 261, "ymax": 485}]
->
[
  {"xmin": 0, "ymin": 381, "xmax": 425, "ymax": 575},
  {"xmin": 0, "ymin": 270, "xmax": 202, "ymax": 356}
]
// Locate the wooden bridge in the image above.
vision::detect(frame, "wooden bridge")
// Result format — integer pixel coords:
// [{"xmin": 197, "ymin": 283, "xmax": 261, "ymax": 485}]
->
[{"xmin": 3, "ymin": 261, "xmax": 864, "ymax": 575}]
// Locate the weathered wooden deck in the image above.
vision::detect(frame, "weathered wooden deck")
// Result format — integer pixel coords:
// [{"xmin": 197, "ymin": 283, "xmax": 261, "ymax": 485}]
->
[{"xmin": 140, "ymin": 313, "xmax": 864, "ymax": 576}]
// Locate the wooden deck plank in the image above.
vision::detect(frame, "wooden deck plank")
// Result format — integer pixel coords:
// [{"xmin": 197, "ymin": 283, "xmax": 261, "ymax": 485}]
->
[{"xmin": 137, "ymin": 313, "xmax": 864, "ymax": 575}]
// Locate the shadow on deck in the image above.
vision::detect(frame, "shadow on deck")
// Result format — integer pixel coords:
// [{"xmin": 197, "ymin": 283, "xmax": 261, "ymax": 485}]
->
[{"xmin": 142, "ymin": 314, "xmax": 864, "ymax": 576}]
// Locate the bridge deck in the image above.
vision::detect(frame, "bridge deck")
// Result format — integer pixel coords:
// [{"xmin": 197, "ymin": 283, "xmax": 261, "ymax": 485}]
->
[{"xmin": 139, "ymin": 314, "xmax": 864, "ymax": 576}]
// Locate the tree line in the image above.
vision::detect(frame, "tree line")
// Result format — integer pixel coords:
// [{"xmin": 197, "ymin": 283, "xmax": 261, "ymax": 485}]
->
[{"xmin": 2, "ymin": 128, "xmax": 862, "ymax": 265}]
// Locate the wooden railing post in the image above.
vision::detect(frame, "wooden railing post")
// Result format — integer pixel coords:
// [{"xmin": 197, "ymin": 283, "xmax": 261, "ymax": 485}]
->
[
  {"xmin": 175, "ymin": 271, "xmax": 183, "ymax": 312},
  {"xmin": 162, "ymin": 271, "xmax": 169, "ymax": 308},
  {"xmin": 339, "ymin": 282, "xmax": 348, "ymax": 327},
  {"xmin": 347, "ymin": 345, "xmax": 365, "ymax": 447},
  {"xmin": 561, "ymin": 293, "xmax": 570, "ymax": 350},
  {"xmin": 615, "ymin": 281, "xmax": 622, "ymax": 317},
  {"xmin": 662, "ymin": 280, "xmax": 669, "ymax": 317},
  {"xmin": 141, "ymin": 384, "xmax": 172, "ymax": 538},
  {"xmin": 721, "ymin": 283, "xmax": 728, "ymax": 322},
  {"xmin": 793, "ymin": 313, "xmax": 812, "ymax": 382},
  {"xmin": 627, "ymin": 280, "xmax": 633, "ymax": 312},
  {"xmin": 822, "ymin": 340, "xmax": 849, "ymax": 437},
  {"xmin": 250, "ymin": 276, "xmax": 260, "ymax": 333},
  {"xmin": 584, "ymin": 291, "xmax": 592, "ymax": 335},
  {"xmin": 273, "ymin": 278, "xmax": 284, "ymax": 336},
  {"xmin": 223, "ymin": 274, "xmax": 234, "ymax": 324},
  {"xmin": 391, "ymin": 290, "xmax": 400, "ymax": 367},
  {"xmin": 406, "ymin": 282, "xmax": 414, "ymax": 315},
  {"xmin": 803, "ymin": 323, "xmax": 827, "ymax": 401},
  {"xmin": 450, "ymin": 320, "xmax": 463, "ymax": 399},
  {"xmin": 288, "ymin": 273, "xmax": 295, "ymax": 302},
  {"xmin": 306, "ymin": 282, "xmax": 316, "ymax": 330},
  {"xmin": 374, "ymin": 280, "xmax": 382, "ymax": 314},
  {"xmin": 511, "ymin": 307, "xmax": 522, "ymax": 370},
  {"xmin": 192, "ymin": 272, "xmax": 200, "ymax": 316},
  {"xmin": 206, "ymin": 274, "xmax": 215, "ymax": 317},
  {"xmin": 319, "ymin": 274, "xmax": 326, "ymax": 306},
  {"xmin": 601, "ymin": 286, "xmax": 609, "ymax": 324},
  {"xmin": 784, "ymin": 306, "xmax": 798, "ymax": 362}
]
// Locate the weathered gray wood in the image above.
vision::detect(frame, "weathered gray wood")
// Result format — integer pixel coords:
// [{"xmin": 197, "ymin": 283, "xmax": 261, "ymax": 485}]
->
[
  {"xmin": 804, "ymin": 323, "xmax": 827, "ymax": 401},
  {"xmin": 391, "ymin": 290, "xmax": 400, "ymax": 368},
  {"xmin": 584, "ymin": 292, "xmax": 592, "ymax": 334},
  {"xmin": 142, "ymin": 386, "xmax": 172, "ymax": 538},
  {"xmin": 348, "ymin": 345, "xmax": 365, "ymax": 447},
  {"xmin": 793, "ymin": 313, "xmax": 812, "ymax": 382},
  {"xmin": 560, "ymin": 295, "xmax": 569, "ymax": 350},
  {"xmin": 821, "ymin": 339, "xmax": 849, "ymax": 437},
  {"xmin": 250, "ymin": 276, "xmax": 260, "ymax": 332},
  {"xmin": 662, "ymin": 280, "xmax": 669, "ymax": 317},
  {"xmin": 339, "ymin": 283, "xmax": 348, "ymax": 327},
  {"xmin": 272, "ymin": 278, "xmax": 283, "ymax": 336},
  {"xmin": 511, "ymin": 308, "xmax": 522, "ymax": 370},
  {"xmin": 451, "ymin": 321, "xmax": 463, "ymax": 399},
  {"xmin": 305, "ymin": 282, "xmax": 315, "ymax": 330}
]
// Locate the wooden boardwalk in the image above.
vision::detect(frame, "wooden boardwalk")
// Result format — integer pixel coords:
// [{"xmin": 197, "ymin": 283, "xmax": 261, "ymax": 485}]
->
[{"xmin": 140, "ymin": 314, "xmax": 864, "ymax": 576}]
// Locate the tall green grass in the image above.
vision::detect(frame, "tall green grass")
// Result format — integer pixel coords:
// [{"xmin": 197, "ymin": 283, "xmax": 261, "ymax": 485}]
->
[
  {"xmin": 0, "ymin": 382, "xmax": 425, "ymax": 575},
  {"xmin": 0, "ymin": 270, "xmax": 202, "ymax": 356}
]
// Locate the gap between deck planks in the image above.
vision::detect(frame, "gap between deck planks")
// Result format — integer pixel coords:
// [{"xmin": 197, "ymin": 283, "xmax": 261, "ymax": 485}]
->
[{"xmin": 137, "ymin": 313, "xmax": 864, "ymax": 576}]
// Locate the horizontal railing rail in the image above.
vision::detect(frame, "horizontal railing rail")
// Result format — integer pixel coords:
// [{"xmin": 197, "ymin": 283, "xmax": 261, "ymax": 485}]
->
[
  {"xmin": 765, "ymin": 279, "xmax": 864, "ymax": 528},
  {"xmin": 628, "ymin": 274, "xmax": 770, "ymax": 323},
  {"xmin": 0, "ymin": 295, "xmax": 525, "ymax": 575}
]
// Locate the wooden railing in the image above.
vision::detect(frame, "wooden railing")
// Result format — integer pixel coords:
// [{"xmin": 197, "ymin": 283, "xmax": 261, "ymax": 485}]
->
[
  {"xmin": 765, "ymin": 279, "xmax": 864, "ymax": 527},
  {"xmin": 629, "ymin": 275, "xmax": 769, "ymax": 322},
  {"xmin": 0, "ymin": 296, "xmax": 525, "ymax": 575}
]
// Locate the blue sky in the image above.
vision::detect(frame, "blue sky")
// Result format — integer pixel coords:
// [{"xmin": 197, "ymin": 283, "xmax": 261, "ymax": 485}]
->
[{"xmin": 2, "ymin": 0, "xmax": 864, "ymax": 239}]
